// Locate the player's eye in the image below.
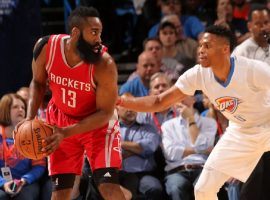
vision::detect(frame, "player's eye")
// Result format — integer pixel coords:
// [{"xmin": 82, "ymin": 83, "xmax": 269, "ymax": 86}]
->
[{"xmin": 91, "ymin": 30, "xmax": 98, "ymax": 35}]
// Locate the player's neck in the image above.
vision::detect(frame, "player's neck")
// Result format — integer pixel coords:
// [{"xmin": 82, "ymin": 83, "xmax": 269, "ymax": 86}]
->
[
  {"xmin": 212, "ymin": 57, "xmax": 231, "ymax": 83},
  {"xmin": 64, "ymin": 39, "xmax": 83, "ymax": 67}
]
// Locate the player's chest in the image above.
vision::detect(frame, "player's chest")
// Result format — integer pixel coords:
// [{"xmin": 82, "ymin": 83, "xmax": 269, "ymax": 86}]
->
[{"xmin": 203, "ymin": 81, "xmax": 258, "ymax": 114}]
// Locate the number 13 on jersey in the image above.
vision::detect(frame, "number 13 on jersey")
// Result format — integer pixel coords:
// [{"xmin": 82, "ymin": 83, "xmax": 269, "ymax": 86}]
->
[{"xmin": 61, "ymin": 88, "xmax": 76, "ymax": 108}]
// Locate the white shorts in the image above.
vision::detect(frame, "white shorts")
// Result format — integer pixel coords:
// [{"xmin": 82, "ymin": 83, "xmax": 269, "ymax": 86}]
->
[{"xmin": 204, "ymin": 124, "xmax": 270, "ymax": 182}]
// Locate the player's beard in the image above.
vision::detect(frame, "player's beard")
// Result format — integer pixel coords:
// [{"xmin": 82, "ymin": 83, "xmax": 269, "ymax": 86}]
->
[{"xmin": 77, "ymin": 34, "xmax": 102, "ymax": 64}]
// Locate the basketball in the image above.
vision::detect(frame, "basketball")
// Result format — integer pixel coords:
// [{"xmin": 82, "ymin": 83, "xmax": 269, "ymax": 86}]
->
[{"xmin": 14, "ymin": 119, "xmax": 53, "ymax": 160}]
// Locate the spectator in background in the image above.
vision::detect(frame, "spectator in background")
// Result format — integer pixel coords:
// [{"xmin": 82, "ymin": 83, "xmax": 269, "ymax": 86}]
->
[
  {"xmin": 267, "ymin": 0, "xmax": 270, "ymax": 10},
  {"xmin": 215, "ymin": 0, "xmax": 234, "ymax": 30},
  {"xmin": 16, "ymin": 86, "xmax": 52, "ymax": 200},
  {"xmin": 143, "ymin": 38, "xmax": 165, "ymax": 70},
  {"xmin": 161, "ymin": 96, "xmax": 217, "ymax": 200},
  {"xmin": 158, "ymin": 22, "xmax": 186, "ymax": 80},
  {"xmin": 148, "ymin": 0, "xmax": 205, "ymax": 40},
  {"xmin": 0, "ymin": 93, "xmax": 46, "ymax": 200},
  {"xmin": 137, "ymin": 72, "xmax": 179, "ymax": 188},
  {"xmin": 161, "ymin": 14, "xmax": 198, "ymax": 68},
  {"xmin": 118, "ymin": 93, "xmax": 163, "ymax": 200},
  {"xmin": 181, "ymin": 0, "xmax": 217, "ymax": 27},
  {"xmin": 120, "ymin": 51, "xmax": 160, "ymax": 96},
  {"xmin": 143, "ymin": 37, "xmax": 184, "ymax": 83},
  {"xmin": 137, "ymin": 72, "xmax": 177, "ymax": 134},
  {"xmin": 233, "ymin": 3, "xmax": 270, "ymax": 65},
  {"xmin": 215, "ymin": 0, "xmax": 250, "ymax": 44},
  {"xmin": 232, "ymin": 0, "xmax": 250, "ymax": 21},
  {"xmin": 16, "ymin": 86, "xmax": 50, "ymax": 122},
  {"xmin": 159, "ymin": 15, "xmax": 197, "ymax": 70},
  {"xmin": 232, "ymin": 4, "xmax": 270, "ymax": 200},
  {"xmin": 128, "ymin": 37, "xmax": 182, "ymax": 83},
  {"xmin": 16, "ymin": 87, "xmax": 29, "ymax": 104}
]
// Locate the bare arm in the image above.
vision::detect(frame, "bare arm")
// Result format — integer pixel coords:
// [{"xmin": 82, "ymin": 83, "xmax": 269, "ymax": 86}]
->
[
  {"xmin": 119, "ymin": 85, "xmax": 187, "ymax": 113},
  {"xmin": 62, "ymin": 53, "xmax": 118, "ymax": 137},
  {"xmin": 27, "ymin": 41, "xmax": 48, "ymax": 119}
]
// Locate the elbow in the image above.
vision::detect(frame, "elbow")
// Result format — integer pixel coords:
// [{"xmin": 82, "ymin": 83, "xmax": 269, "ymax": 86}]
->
[{"xmin": 101, "ymin": 109, "xmax": 117, "ymax": 125}]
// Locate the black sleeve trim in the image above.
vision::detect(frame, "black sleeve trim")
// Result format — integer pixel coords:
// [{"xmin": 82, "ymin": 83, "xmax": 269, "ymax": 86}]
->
[{"xmin": 33, "ymin": 35, "xmax": 50, "ymax": 61}]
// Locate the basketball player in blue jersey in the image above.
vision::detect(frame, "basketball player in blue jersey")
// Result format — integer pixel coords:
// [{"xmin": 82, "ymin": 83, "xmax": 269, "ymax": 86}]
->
[{"xmin": 117, "ymin": 24, "xmax": 270, "ymax": 200}]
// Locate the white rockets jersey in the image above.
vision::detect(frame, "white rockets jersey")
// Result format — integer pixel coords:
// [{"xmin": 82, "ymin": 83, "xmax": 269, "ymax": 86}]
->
[{"xmin": 175, "ymin": 56, "xmax": 270, "ymax": 129}]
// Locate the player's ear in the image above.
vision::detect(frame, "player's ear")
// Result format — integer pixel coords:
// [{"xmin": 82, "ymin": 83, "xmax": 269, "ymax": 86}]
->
[
  {"xmin": 223, "ymin": 44, "xmax": 230, "ymax": 54},
  {"xmin": 71, "ymin": 27, "xmax": 80, "ymax": 39}
]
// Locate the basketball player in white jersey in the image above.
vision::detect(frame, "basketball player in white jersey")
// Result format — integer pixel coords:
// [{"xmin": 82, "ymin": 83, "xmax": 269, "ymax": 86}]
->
[{"xmin": 117, "ymin": 25, "xmax": 270, "ymax": 200}]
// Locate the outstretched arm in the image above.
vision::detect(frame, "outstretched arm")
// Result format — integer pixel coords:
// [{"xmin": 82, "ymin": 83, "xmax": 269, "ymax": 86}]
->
[{"xmin": 118, "ymin": 85, "xmax": 187, "ymax": 113}]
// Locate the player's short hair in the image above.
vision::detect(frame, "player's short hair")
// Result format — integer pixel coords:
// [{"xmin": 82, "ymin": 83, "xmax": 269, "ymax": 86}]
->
[
  {"xmin": 67, "ymin": 6, "xmax": 100, "ymax": 33},
  {"xmin": 205, "ymin": 25, "xmax": 237, "ymax": 52},
  {"xmin": 248, "ymin": 3, "xmax": 269, "ymax": 21}
]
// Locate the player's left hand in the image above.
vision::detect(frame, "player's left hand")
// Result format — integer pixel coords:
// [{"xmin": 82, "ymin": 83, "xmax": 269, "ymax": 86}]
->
[{"xmin": 41, "ymin": 126, "xmax": 65, "ymax": 156}]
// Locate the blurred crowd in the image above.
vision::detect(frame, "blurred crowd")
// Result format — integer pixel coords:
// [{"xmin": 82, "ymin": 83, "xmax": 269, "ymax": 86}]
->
[{"xmin": 1, "ymin": 0, "xmax": 270, "ymax": 199}]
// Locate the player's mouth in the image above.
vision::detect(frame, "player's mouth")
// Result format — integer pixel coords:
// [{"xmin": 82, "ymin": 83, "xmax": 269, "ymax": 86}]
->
[{"xmin": 93, "ymin": 44, "xmax": 101, "ymax": 53}]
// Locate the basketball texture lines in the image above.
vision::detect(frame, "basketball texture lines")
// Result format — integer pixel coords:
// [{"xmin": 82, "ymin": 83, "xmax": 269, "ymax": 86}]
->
[{"xmin": 14, "ymin": 119, "xmax": 53, "ymax": 160}]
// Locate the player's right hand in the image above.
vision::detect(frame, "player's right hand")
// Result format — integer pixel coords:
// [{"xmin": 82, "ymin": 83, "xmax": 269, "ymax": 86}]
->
[{"xmin": 41, "ymin": 126, "xmax": 65, "ymax": 156}]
